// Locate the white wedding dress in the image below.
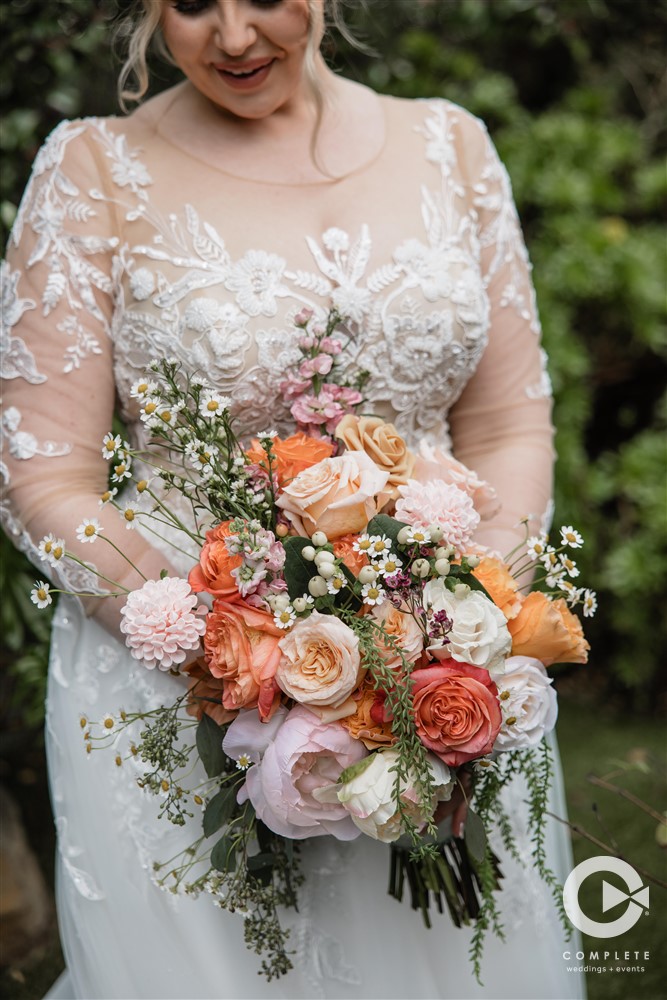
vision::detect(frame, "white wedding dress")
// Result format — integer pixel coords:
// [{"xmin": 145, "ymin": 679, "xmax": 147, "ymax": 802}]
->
[{"xmin": 1, "ymin": 82, "xmax": 584, "ymax": 999}]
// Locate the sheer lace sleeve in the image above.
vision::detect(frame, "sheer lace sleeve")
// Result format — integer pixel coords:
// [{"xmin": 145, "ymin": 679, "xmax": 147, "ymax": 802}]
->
[
  {"xmin": 448, "ymin": 111, "xmax": 555, "ymax": 556},
  {"xmin": 1, "ymin": 120, "xmax": 175, "ymax": 633}
]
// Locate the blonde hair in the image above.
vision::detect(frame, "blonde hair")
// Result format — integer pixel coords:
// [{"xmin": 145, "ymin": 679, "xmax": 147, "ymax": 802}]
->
[{"xmin": 116, "ymin": 0, "xmax": 358, "ymax": 111}]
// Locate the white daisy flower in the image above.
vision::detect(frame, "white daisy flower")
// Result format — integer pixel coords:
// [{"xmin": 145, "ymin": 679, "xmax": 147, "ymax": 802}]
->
[
  {"xmin": 256, "ymin": 428, "xmax": 278, "ymax": 440},
  {"xmin": 119, "ymin": 500, "xmax": 144, "ymax": 530},
  {"xmin": 540, "ymin": 547, "xmax": 559, "ymax": 571},
  {"xmin": 236, "ymin": 753, "xmax": 253, "ymax": 770},
  {"xmin": 472, "ymin": 757, "xmax": 498, "ymax": 773},
  {"xmin": 190, "ymin": 374, "xmax": 210, "ymax": 389},
  {"xmin": 326, "ymin": 571, "xmax": 348, "ymax": 596},
  {"xmin": 129, "ymin": 379, "xmax": 157, "ymax": 400},
  {"xmin": 199, "ymin": 390, "xmax": 231, "ymax": 419},
  {"xmin": 406, "ymin": 527, "xmax": 432, "ymax": 546},
  {"xmin": 582, "ymin": 590, "xmax": 598, "ymax": 617},
  {"xmin": 111, "ymin": 457, "xmax": 133, "ymax": 484},
  {"xmin": 352, "ymin": 533, "xmax": 373, "ymax": 554},
  {"xmin": 155, "ymin": 402, "xmax": 184, "ymax": 428},
  {"xmin": 273, "ymin": 607, "xmax": 296, "ymax": 630},
  {"xmin": 545, "ymin": 568, "xmax": 566, "ymax": 588},
  {"xmin": 102, "ymin": 714, "xmax": 115, "ymax": 731},
  {"xmin": 98, "ymin": 487, "xmax": 118, "ymax": 507},
  {"xmin": 367, "ymin": 534, "xmax": 393, "ymax": 557},
  {"xmin": 361, "ymin": 582, "xmax": 386, "ymax": 606},
  {"xmin": 526, "ymin": 534, "xmax": 548, "ymax": 559},
  {"xmin": 560, "ymin": 525, "xmax": 584, "ymax": 549},
  {"xmin": 139, "ymin": 397, "xmax": 161, "ymax": 425},
  {"xmin": 101, "ymin": 432, "xmax": 122, "ymax": 459},
  {"xmin": 39, "ymin": 533, "xmax": 66, "ymax": 566},
  {"xmin": 374, "ymin": 553, "xmax": 403, "ymax": 577},
  {"xmin": 30, "ymin": 580, "xmax": 52, "ymax": 609},
  {"xmin": 559, "ymin": 555, "xmax": 579, "ymax": 578},
  {"xmin": 559, "ymin": 580, "xmax": 583, "ymax": 605},
  {"xmin": 76, "ymin": 518, "xmax": 103, "ymax": 543},
  {"xmin": 185, "ymin": 439, "xmax": 220, "ymax": 473}
]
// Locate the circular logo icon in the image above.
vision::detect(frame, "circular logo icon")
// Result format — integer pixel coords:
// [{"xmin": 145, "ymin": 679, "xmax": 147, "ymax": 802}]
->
[{"xmin": 563, "ymin": 856, "xmax": 649, "ymax": 938}]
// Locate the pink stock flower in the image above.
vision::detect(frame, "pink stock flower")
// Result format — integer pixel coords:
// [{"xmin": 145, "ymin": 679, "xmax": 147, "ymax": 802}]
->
[
  {"xmin": 395, "ymin": 479, "xmax": 480, "ymax": 556},
  {"xmin": 294, "ymin": 307, "xmax": 314, "ymax": 326},
  {"xmin": 299, "ymin": 354, "xmax": 333, "ymax": 379},
  {"xmin": 120, "ymin": 577, "xmax": 207, "ymax": 670},
  {"xmin": 230, "ymin": 705, "xmax": 367, "ymax": 840},
  {"xmin": 320, "ymin": 337, "xmax": 343, "ymax": 355},
  {"xmin": 279, "ymin": 372, "xmax": 311, "ymax": 400}
]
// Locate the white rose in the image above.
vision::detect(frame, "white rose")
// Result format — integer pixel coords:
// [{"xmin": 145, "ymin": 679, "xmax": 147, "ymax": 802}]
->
[
  {"xmin": 493, "ymin": 656, "xmax": 558, "ymax": 751},
  {"xmin": 314, "ymin": 749, "xmax": 454, "ymax": 843},
  {"xmin": 423, "ymin": 578, "xmax": 511, "ymax": 677}
]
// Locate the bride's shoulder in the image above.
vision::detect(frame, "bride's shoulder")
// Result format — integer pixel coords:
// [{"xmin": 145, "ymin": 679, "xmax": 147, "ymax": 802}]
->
[{"xmin": 379, "ymin": 91, "xmax": 489, "ymax": 139}]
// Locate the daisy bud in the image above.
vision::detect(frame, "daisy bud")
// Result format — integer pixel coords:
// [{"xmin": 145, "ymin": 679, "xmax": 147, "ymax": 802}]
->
[
  {"xmin": 308, "ymin": 575, "xmax": 328, "ymax": 597},
  {"xmin": 302, "ymin": 546, "xmax": 316, "ymax": 561},
  {"xmin": 314, "ymin": 550, "xmax": 335, "ymax": 565},
  {"xmin": 317, "ymin": 562, "xmax": 336, "ymax": 579},
  {"xmin": 311, "ymin": 531, "xmax": 328, "ymax": 548},
  {"xmin": 411, "ymin": 558, "xmax": 431, "ymax": 578},
  {"xmin": 428, "ymin": 525, "xmax": 444, "ymax": 543},
  {"xmin": 357, "ymin": 565, "xmax": 378, "ymax": 584},
  {"xmin": 435, "ymin": 558, "xmax": 451, "ymax": 576},
  {"xmin": 397, "ymin": 526, "xmax": 412, "ymax": 545}
]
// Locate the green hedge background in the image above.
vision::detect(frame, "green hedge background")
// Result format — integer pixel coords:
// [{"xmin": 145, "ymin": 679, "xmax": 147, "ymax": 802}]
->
[{"xmin": 2, "ymin": 0, "xmax": 665, "ymax": 726}]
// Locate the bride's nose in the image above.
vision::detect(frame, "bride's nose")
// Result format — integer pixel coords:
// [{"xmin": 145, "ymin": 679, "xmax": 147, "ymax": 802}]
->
[{"xmin": 213, "ymin": 1, "xmax": 259, "ymax": 57}]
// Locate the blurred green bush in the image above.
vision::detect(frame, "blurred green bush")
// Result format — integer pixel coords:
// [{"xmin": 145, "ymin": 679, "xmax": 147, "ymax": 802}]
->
[{"xmin": 1, "ymin": 0, "xmax": 665, "ymax": 724}]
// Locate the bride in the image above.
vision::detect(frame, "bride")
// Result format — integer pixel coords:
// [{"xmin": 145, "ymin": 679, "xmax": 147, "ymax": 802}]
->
[{"xmin": 1, "ymin": 1, "xmax": 584, "ymax": 997}]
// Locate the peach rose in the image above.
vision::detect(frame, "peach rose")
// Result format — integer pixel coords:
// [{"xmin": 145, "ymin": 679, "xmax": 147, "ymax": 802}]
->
[
  {"xmin": 412, "ymin": 662, "xmax": 502, "ymax": 766},
  {"xmin": 413, "ymin": 441, "xmax": 500, "ymax": 520},
  {"xmin": 183, "ymin": 657, "xmax": 237, "ymax": 728},
  {"xmin": 341, "ymin": 683, "xmax": 396, "ymax": 749},
  {"xmin": 203, "ymin": 599, "xmax": 283, "ymax": 720},
  {"xmin": 335, "ymin": 415, "xmax": 415, "ymax": 499},
  {"xmin": 276, "ymin": 451, "xmax": 390, "ymax": 539},
  {"xmin": 473, "ymin": 557, "xmax": 522, "ymax": 621},
  {"xmin": 276, "ymin": 610, "xmax": 365, "ymax": 708},
  {"xmin": 369, "ymin": 602, "xmax": 424, "ymax": 671},
  {"xmin": 333, "ymin": 534, "xmax": 369, "ymax": 576},
  {"xmin": 189, "ymin": 521, "xmax": 242, "ymax": 601},
  {"xmin": 246, "ymin": 433, "xmax": 335, "ymax": 486},
  {"xmin": 508, "ymin": 592, "xmax": 589, "ymax": 666}
]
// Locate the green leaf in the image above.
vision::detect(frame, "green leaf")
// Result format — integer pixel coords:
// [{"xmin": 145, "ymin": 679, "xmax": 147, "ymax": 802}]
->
[
  {"xmin": 283, "ymin": 535, "xmax": 316, "ymax": 599},
  {"xmin": 196, "ymin": 714, "xmax": 225, "ymax": 779},
  {"xmin": 447, "ymin": 566, "xmax": 493, "ymax": 601},
  {"xmin": 203, "ymin": 785, "xmax": 237, "ymax": 838},
  {"xmin": 366, "ymin": 513, "xmax": 405, "ymax": 548},
  {"xmin": 210, "ymin": 835, "xmax": 237, "ymax": 873},
  {"xmin": 247, "ymin": 851, "xmax": 275, "ymax": 871},
  {"xmin": 464, "ymin": 809, "xmax": 488, "ymax": 863}
]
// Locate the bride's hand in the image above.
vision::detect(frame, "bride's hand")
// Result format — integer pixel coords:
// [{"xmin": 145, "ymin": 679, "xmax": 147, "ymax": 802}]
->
[{"xmin": 433, "ymin": 769, "xmax": 472, "ymax": 838}]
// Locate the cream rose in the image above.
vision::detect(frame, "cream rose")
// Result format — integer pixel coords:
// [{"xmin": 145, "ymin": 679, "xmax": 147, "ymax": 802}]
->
[
  {"xmin": 276, "ymin": 610, "xmax": 364, "ymax": 708},
  {"xmin": 423, "ymin": 578, "xmax": 511, "ymax": 677},
  {"xmin": 369, "ymin": 602, "xmax": 424, "ymax": 670},
  {"xmin": 314, "ymin": 748, "xmax": 454, "ymax": 842},
  {"xmin": 335, "ymin": 415, "xmax": 415, "ymax": 499},
  {"xmin": 276, "ymin": 451, "xmax": 389, "ymax": 539},
  {"xmin": 493, "ymin": 656, "xmax": 558, "ymax": 751}
]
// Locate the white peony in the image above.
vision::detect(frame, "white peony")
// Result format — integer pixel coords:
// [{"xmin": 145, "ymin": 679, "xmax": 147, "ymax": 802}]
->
[
  {"xmin": 314, "ymin": 748, "xmax": 454, "ymax": 843},
  {"xmin": 494, "ymin": 656, "xmax": 558, "ymax": 751},
  {"xmin": 423, "ymin": 578, "xmax": 511, "ymax": 677}
]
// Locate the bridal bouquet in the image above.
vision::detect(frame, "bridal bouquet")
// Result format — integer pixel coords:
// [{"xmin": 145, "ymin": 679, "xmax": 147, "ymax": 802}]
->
[{"xmin": 33, "ymin": 308, "xmax": 594, "ymax": 981}]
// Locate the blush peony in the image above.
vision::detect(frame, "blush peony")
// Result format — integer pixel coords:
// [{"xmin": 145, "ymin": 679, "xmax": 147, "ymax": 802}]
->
[
  {"xmin": 413, "ymin": 442, "xmax": 500, "ymax": 520},
  {"xmin": 233, "ymin": 705, "xmax": 367, "ymax": 839},
  {"xmin": 395, "ymin": 479, "xmax": 480, "ymax": 555},
  {"xmin": 411, "ymin": 662, "xmax": 502, "ymax": 766}
]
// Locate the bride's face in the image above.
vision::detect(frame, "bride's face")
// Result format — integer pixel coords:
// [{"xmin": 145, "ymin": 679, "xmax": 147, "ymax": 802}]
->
[{"xmin": 161, "ymin": 0, "xmax": 316, "ymax": 120}]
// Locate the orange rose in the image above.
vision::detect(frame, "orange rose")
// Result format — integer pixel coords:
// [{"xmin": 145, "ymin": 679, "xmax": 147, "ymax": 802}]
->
[
  {"xmin": 189, "ymin": 521, "xmax": 242, "ymax": 601},
  {"xmin": 473, "ymin": 557, "xmax": 522, "ymax": 621},
  {"xmin": 341, "ymin": 683, "xmax": 396, "ymax": 749},
  {"xmin": 183, "ymin": 657, "xmax": 237, "ymax": 728},
  {"xmin": 276, "ymin": 451, "xmax": 389, "ymax": 539},
  {"xmin": 508, "ymin": 592, "xmax": 589, "ymax": 666},
  {"xmin": 246, "ymin": 433, "xmax": 335, "ymax": 486},
  {"xmin": 203, "ymin": 599, "xmax": 283, "ymax": 720},
  {"xmin": 335, "ymin": 415, "xmax": 415, "ymax": 499},
  {"xmin": 333, "ymin": 534, "xmax": 369, "ymax": 576}
]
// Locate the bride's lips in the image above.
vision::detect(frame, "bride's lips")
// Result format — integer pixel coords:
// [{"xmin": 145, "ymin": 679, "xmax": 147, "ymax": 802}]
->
[{"xmin": 213, "ymin": 58, "xmax": 275, "ymax": 91}]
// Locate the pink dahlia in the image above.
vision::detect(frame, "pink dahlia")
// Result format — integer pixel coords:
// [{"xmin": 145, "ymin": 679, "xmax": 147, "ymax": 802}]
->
[
  {"xmin": 120, "ymin": 577, "xmax": 207, "ymax": 670},
  {"xmin": 395, "ymin": 479, "xmax": 480, "ymax": 555}
]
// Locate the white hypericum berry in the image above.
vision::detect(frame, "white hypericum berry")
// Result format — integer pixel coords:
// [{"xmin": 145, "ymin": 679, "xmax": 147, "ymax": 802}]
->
[
  {"xmin": 308, "ymin": 576, "xmax": 328, "ymax": 597},
  {"xmin": 302, "ymin": 546, "xmax": 316, "ymax": 561},
  {"xmin": 357, "ymin": 565, "xmax": 378, "ymax": 584},
  {"xmin": 311, "ymin": 531, "xmax": 328, "ymax": 548}
]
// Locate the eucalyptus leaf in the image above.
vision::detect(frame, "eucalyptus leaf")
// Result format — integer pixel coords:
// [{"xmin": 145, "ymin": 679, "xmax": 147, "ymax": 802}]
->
[
  {"xmin": 464, "ymin": 809, "xmax": 488, "ymax": 863},
  {"xmin": 196, "ymin": 714, "xmax": 225, "ymax": 779},
  {"xmin": 203, "ymin": 786, "xmax": 236, "ymax": 838}
]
